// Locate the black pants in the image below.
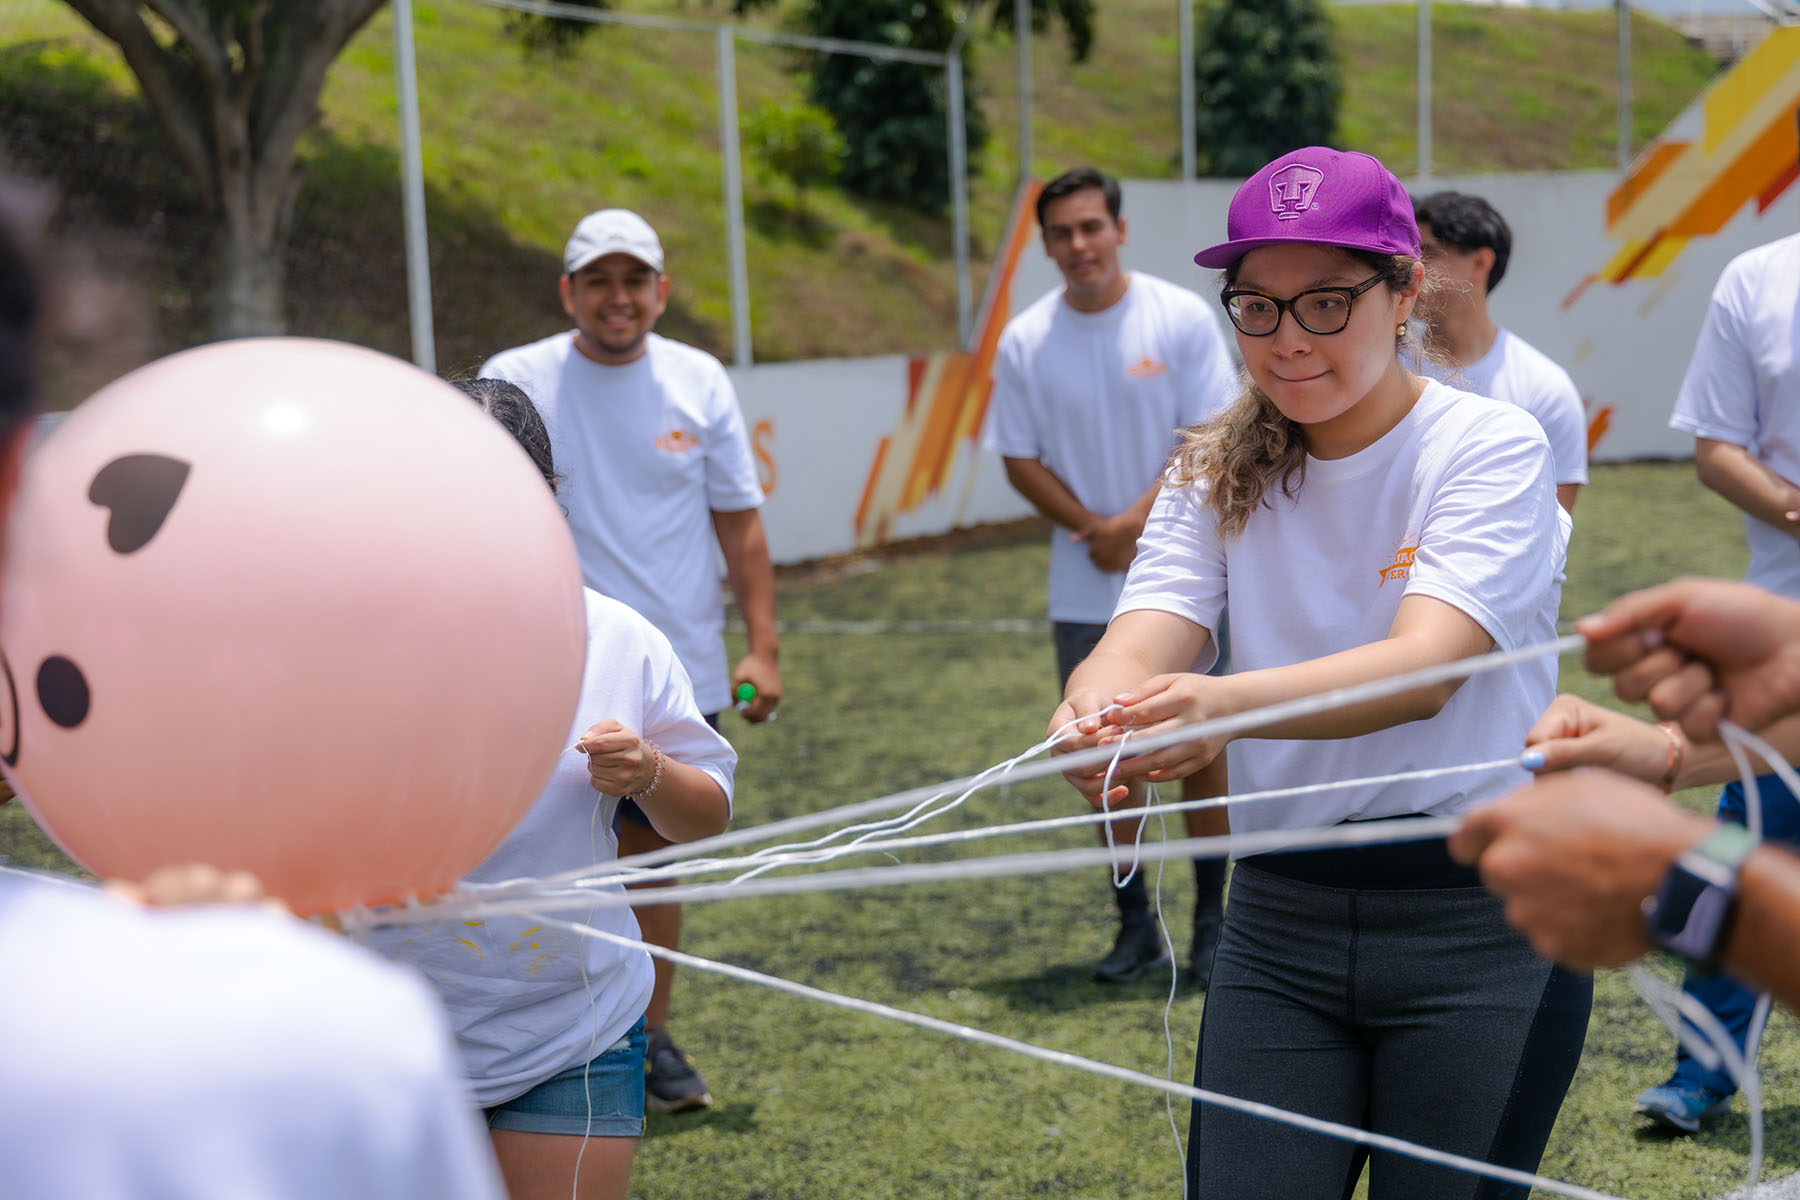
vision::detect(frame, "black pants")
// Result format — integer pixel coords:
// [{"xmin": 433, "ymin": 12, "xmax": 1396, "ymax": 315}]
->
[{"xmin": 1186, "ymin": 856, "xmax": 1591, "ymax": 1199}]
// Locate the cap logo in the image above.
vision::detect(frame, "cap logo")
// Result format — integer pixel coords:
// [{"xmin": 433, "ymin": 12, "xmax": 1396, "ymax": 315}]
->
[{"xmin": 1268, "ymin": 164, "xmax": 1324, "ymax": 221}]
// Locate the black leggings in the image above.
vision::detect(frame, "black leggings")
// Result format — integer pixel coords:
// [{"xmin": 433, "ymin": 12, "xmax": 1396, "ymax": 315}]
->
[{"xmin": 1185, "ymin": 853, "xmax": 1591, "ymax": 1200}]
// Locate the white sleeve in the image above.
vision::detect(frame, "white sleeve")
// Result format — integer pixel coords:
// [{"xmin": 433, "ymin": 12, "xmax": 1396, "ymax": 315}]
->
[
  {"xmin": 982, "ymin": 330, "xmax": 1043, "ymax": 459},
  {"xmin": 1114, "ymin": 483, "xmax": 1223, "ymax": 672},
  {"xmin": 703, "ymin": 364, "xmax": 766, "ymax": 513},
  {"xmin": 638, "ymin": 619, "xmax": 738, "ymax": 809},
  {"xmin": 1670, "ymin": 266, "xmax": 1758, "ymax": 448},
  {"xmin": 1535, "ymin": 369, "xmax": 1590, "ymax": 486},
  {"xmin": 1179, "ymin": 302, "xmax": 1240, "ymax": 427},
  {"xmin": 1404, "ymin": 421, "xmax": 1565, "ymax": 652}
]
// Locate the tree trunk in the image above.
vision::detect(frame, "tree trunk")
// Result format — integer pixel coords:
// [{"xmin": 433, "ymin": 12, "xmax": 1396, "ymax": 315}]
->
[
  {"xmin": 57, "ymin": 1, "xmax": 387, "ymax": 343},
  {"xmin": 211, "ymin": 221, "xmax": 286, "ymax": 339}
]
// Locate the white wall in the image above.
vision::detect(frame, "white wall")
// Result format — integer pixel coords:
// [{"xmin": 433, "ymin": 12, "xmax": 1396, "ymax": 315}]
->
[
  {"xmin": 32, "ymin": 175, "xmax": 1794, "ymax": 564},
  {"xmin": 725, "ymin": 173, "xmax": 1797, "ymax": 561}
]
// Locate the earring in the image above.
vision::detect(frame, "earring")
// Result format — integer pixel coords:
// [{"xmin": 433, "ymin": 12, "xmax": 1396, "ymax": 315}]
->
[{"xmin": 1396, "ymin": 323, "xmax": 1407, "ymax": 337}]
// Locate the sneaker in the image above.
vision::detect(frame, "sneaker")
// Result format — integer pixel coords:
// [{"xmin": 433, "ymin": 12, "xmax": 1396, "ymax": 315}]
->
[
  {"xmin": 1190, "ymin": 911, "xmax": 1223, "ymax": 991},
  {"xmin": 644, "ymin": 1027, "xmax": 713, "ymax": 1113},
  {"xmin": 1633, "ymin": 1082, "xmax": 1731, "ymax": 1134},
  {"xmin": 1093, "ymin": 919, "xmax": 1171, "ymax": 983}
]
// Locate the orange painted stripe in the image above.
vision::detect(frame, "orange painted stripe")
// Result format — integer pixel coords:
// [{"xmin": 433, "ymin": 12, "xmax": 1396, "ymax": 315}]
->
[
  {"xmin": 902, "ymin": 354, "xmax": 973, "ymax": 509},
  {"xmin": 854, "ymin": 435, "xmax": 891, "ymax": 538},
  {"xmin": 1587, "ymin": 405, "xmax": 1613, "ymax": 454},
  {"xmin": 1757, "ymin": 141, "xmax": 1800, "ymax": 213},
  {"xmin": 1607, "ymin": 141, "xmax": 1688, "ymax": 229},
  {"xmin": 1608, "ymin": 233, "xmax": 1669, "ymax": 285},
  {"xmin": 1669, "ymin": 113, "xmax": 1800, "ymax": 237}
]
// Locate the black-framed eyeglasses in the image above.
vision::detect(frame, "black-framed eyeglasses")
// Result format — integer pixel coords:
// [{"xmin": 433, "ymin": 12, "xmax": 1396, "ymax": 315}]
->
[{"xmin": 1220, "ymin": 272, "xmax": 1386, "ymax": 337}]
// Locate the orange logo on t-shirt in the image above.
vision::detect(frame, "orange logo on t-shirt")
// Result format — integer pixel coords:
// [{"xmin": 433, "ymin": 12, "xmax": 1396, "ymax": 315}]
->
[
  {"xmin": 1126, "ymin": 358, "xmax": 1168, "ymax": 379},
  {"xmin": 1377, "ymin": 540, "xmax": 1419, "ymax": 588},
  {"xmin": 655, "ymin": 429, "xmax": 699, "ymax": 454}
]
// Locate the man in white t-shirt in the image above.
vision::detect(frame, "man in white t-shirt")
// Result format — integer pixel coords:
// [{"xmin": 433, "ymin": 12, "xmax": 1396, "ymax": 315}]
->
[
  {"xmin": 0, "ymin": 183, "xmax": 501, "ymax": 1200},
  {"xmin": 1628, "ymin": 231, "xmax": 1800, "ymax": 1134},
  {"xmin": 482, "ymin": 209, "xmax": 778, "ymax": 1113},
  {"xmin": 1413, "ymin": 192, "xmax": 1588, "ymax": 514},
  {"xmin": 984, "ymin": 167, "xmax": 1238, "ymax": 987}
]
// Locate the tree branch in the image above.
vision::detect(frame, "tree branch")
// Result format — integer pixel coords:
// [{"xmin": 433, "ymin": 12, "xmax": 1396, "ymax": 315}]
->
[{"xmin": 59, "ymin": 0, "xmax": 216, "ymax": 204}]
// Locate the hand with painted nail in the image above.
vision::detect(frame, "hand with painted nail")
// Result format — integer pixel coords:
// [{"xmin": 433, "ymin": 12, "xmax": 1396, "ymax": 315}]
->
[
  {"xmin": 1577, "ymin": 577, "xmax": 1800, "ymax": 740},
  {"xmin": 1521, "ymin": 694, "xmax": 1677, "ymax": 785}
]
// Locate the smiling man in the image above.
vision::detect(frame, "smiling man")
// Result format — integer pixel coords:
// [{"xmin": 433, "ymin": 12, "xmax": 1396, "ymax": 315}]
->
[
  {"xmin": 984, "ymin": 167, "xmax": 1239, "ymax": 987},
  {"xmin": 482, "ymin": 208, "xmax": 779, "ymax": 1115}
]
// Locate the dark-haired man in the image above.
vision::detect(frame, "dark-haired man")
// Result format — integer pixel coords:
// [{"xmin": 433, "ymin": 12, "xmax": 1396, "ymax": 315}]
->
[
  {"xmin": 483, "ymin": 208, "xmax": 780, "ymax": 1113},
  {"xmin": 1413, "ymin": 191, "xmax": 1587, "ymax": 513},
  {"xmin": 985, "ymin": 167, "xmax": 1238, "ymax": 986}
]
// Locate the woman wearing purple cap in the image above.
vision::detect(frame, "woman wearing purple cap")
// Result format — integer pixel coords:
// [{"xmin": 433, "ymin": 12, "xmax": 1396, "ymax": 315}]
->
[{"xmin": 1049, "ymin": 147, "xmax": 1586, "ymax": 1197}]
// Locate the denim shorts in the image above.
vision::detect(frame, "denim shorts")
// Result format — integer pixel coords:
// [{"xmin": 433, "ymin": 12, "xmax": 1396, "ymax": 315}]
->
[{"xmin": 485, "ymin": 1017, "xmax": 648, "ymax": 1137}]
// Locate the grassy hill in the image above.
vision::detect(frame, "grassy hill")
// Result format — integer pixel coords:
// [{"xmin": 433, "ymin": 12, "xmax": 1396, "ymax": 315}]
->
[{"xmin": 1, "ymin": 1, "xmax": 1720, "ymax": 398}]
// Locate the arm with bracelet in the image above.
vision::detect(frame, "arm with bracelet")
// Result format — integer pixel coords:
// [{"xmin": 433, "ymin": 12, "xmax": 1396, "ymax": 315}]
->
[{"xmin": 577, "ymin": 720, "xmax": 728, "ymax": 844}]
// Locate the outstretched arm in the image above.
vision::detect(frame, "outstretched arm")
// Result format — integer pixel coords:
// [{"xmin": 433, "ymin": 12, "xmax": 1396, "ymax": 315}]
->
[{"xmin": 712, "ymin": 506, "xmax": 781, "ymax": 722}]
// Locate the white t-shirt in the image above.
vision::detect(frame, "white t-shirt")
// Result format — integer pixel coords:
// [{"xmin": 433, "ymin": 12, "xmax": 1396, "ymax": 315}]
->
[
  {"xmin": 482, "ymin": 333, "xmax": 766, "ymax": 713},
  {"xmin": 985, "ymin": 273, "xmax": 1239, "ymax": 623},
  {"xmin": 1669, "ymin": 233, "xmax": 1800, "ymax": 601},
  {"xmin": 1412, "ymin": 327, "xmax": 1589, "ymax": 486},
  {"xmin": 0, "ymin": 869, "xmax": 502, "ymax": 1200},
  {"xmin": 365, "ymin": 589, "xmax": 736, "ymax": 1108},
  {"xmin": 1117, "ymin": 382, "xmax": 1567, "ymax": 839}
]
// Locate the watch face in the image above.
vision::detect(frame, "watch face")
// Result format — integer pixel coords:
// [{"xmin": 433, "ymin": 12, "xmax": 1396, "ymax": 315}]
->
[{"xmin": 1650, "ymin": 865, "xmax": 1733, "ymax": 965}]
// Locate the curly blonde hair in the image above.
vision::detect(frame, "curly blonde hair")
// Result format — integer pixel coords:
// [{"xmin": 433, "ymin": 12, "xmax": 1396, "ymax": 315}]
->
[{"xmin": 1167, "ymin": 251, "xmax": 1444, "ymax": 538}]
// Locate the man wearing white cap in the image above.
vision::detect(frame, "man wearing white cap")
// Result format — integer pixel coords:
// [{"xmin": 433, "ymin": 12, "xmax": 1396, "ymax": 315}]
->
[{"xmin": 482, "ymin": 209, "xmax": 781, "ymax": 1114}]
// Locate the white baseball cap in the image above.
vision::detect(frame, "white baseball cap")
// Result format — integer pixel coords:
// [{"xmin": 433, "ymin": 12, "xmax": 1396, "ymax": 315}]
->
[{"xmin": 563, "ymin": 209, "xmax": 664, "ymax": 275}]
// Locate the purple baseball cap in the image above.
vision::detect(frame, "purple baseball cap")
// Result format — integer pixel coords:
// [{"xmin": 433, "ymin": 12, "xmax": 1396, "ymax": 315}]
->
[{"xmin": 1193, "ymin": 147, "xmax": 1420, "ymax": 270}]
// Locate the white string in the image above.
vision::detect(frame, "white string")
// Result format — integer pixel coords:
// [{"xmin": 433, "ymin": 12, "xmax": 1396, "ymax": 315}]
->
[
  {"xmin": 713, "ymin": 713, "xmax": 1111, "ymax": 890},
  {"xmin": 349, "ymin": 817, "xmax": 1464, "ymax": 931},
  {"xmin": 1101, "ymin": 729, "xmax": 1142, "ymax": 888},
  {"xmin": 459, "ymin": 634, "xmax": 1582, "ymax": 900},
  {"xmin": 1150, "ymin": 801, "xmax": 1186, "ymax": 1185},
  {"xmin": 490, "ymin": 758, "xmax": 1517, "ymax": 897},
  {"xmin": 523, "ymin": 916, "xmax": 1633, "ymax": 1200}
]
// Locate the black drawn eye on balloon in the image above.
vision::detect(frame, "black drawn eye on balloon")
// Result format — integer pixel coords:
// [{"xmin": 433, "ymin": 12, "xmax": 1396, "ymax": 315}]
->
[
  {"xmin": 0, "ymin": 647, "xmax": 17, "ymax": 767},
  {"xmin": 36, "ymin": 657, "xmax": 89, "ymax": 730},
  {"xmin": 88, "ymin": 453, "xmax": 191, "ymax": 554},
  {"xmin": 0, "ymin": 648, "xmax": 91, "ymax": 768}
]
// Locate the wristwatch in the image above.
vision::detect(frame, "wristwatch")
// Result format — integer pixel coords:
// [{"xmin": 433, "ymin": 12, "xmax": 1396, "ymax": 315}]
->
[{"xmin": 1643, "ymin": 824, "xmax": 1760, "ymax": 972}]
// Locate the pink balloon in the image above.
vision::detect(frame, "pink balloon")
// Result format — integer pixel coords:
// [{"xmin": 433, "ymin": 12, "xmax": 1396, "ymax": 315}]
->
[{"xmin": 1, "ymin": 338, "xmax": 586, "ymax": 915}]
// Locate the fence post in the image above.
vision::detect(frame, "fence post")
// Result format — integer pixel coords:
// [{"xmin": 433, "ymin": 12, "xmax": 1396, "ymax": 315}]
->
[
  {"xmin": 1417, "ymin": 0, "xmax": 1432, "ymax": 183},
  {"xmin": 1180, "ymin": 0, "xmax": 1196, "ymax": 180},
  {"xmin": 394, "ymin": 0, "xmax": 436, "ymax": 373},
  {"xmin": 1618, "ymin": 0, "xmax": 1633, "ymax": 171},
  {"xmin": 1017, "ymin": 0, "xmax": 1033, "ymax": 184},
  {"xmin": 717, "ymin": 25, "xmax": 752, "ymax": 366},
  {"xmin": 948, "ymin": 32, "xmax": 972, "ymax": 349}
]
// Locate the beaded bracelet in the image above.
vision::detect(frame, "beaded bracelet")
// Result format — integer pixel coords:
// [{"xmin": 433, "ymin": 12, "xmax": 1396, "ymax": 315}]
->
[
  {"xmin": 631, "ymin": 742, "xmax": 666, "ymax": 804},
  {"xmin": 1655, "ymin": 722, "xmax": 1685, "ymax": 794}
]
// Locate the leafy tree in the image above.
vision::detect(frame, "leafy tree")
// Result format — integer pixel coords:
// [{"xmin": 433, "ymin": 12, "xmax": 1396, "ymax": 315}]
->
[
  {"xmin": 1192, "ymin": 0, "xmax": 1341, "ymax": 177},
  {"xmin": 504, "ymin": 0, "xmax": 610, "ymax": 55},
  {"xmin": 793, "ymin": 0, "xmax": 982, "ymax": 211},
  {"xmin": 742, "ymin": 101, "xmax": 846, "ymax": 218},
  {"xmin": 59, "ymin": 0, "xmax": 387, "ymax": 337},
  {"xmin": 979, "ymin": 0, "xmax": 1094, "ymax": 62},
  {"xmin": 790, "ymin": 0, "xmax": 1094, "ymax": 210}
]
